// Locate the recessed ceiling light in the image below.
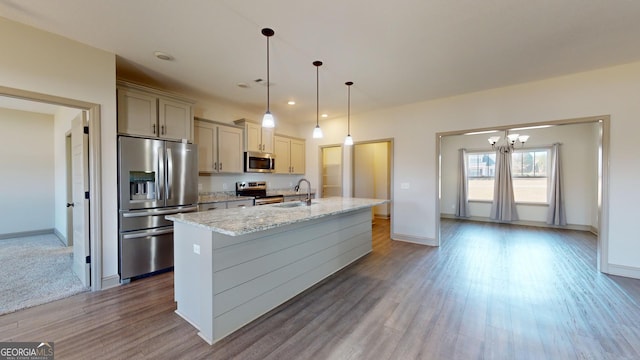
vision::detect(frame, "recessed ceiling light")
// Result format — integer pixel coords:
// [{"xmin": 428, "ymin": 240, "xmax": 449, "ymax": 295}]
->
[
  {"xmin": 321, "ymin": 114, "xmax": 328, "ymax": 118},
  {"xmin": 154, "ymin": 51, "xmax": 174, "ymax": 61},
  {"xmin": 288, "ymin": 100, "xmax": 296, "ymax": 105},
  {"xmin": 237, "ymin": 83, "xmax": 250, "ymax": 88}
]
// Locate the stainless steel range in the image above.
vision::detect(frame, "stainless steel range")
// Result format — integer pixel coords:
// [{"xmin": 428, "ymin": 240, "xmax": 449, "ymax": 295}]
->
[{"xmin": 236, "ymin": 181, "xmax": 284, "ymax": 205}]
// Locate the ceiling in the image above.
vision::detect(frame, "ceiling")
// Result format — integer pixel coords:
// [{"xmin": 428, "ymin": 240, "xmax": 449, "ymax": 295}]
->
[{"xmin": 2, "ymin": 0, "xmax": 640, "ymax": 124}]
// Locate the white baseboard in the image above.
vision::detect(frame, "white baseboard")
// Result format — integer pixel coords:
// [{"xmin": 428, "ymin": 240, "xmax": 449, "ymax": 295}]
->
[
  {"xmin": 101, "ymin": 274, "xmax": 121, "ymax": 290},
  {"xmin": 0, "ymin": 228, "xmax": 53, "ymax": 240},
  {"xmin": 440, "ymin": 214, "xmax": 593, "ymax": 232},
  {"xmin": 391, "ymin": 232, "xmax": 437, "ymax": 246},
  {"xmin": 54, "ymin": 228, "xmax": 68, "ymax": 245},
  {"xmin": 606, "ymin": 264, "xmax": 640, "ymax": 280}
]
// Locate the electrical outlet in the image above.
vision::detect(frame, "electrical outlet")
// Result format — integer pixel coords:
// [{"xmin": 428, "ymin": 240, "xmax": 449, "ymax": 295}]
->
[
  {"xmin": 400, "ymin": 182, "xmax": 410, "ymax": 190},
  {"xmin": 198, "ymin": 183, "xmax": 203, "ymax": 191},
  {"xmin": 193, "ymin": 244, "xmax": 200, "ymax": 255},
  {"xmin": 222, "ymin": 183, "xmax": 228, "ymax": 190}
]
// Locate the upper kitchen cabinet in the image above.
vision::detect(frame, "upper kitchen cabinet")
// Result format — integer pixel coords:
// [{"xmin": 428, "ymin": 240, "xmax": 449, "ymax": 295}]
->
[
  {"xmin": 117, "ymin": 81, "xmax": 194, "ymax": 142},
  {"xmin": 195, "ymin": 118, "xmax": 243, "ymax": 174},
  {"xmin": 234, "ymin": 119, "xmax": 274, "ymax": 153},
  {"xmin": 274, "ymin": 135, "xmax": 305, "ymax": 174}
]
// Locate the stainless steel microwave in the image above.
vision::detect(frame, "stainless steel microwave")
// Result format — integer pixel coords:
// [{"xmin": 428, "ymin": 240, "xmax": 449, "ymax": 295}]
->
[{"xmin": 244, "ymin": 151, "xmax": 275, "ymax": 173}]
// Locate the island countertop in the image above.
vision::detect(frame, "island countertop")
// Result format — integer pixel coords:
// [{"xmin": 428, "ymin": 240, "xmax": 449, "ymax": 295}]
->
[{"xmin": 166, "ymin": 197, "xmax": 388, "ymax": 236}]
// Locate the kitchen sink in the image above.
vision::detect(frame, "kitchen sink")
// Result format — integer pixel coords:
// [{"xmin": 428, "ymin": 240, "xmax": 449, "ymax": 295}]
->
[{"xmin": 274, "ymin": 201, "xmax": 314, "ymax": 208}]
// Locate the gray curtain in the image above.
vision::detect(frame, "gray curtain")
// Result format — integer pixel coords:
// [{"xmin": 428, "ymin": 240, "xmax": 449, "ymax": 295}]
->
[
  {"xmin": 547, "ymin": 143, "xmax": 567, "ymax": 225},
  {"xmin": 455, "ymin": 149, "xmax": 470, "ymax": 217},
  {"xmin": 490, "ymin": 145, "xmax": 518, "ymax": 221}
]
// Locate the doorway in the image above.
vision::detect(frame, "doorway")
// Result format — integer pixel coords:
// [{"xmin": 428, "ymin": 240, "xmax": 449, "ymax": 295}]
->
[
  {"xmin": 352, "ymin": 139, "xmax": 393, "ymax": 221},
  {"xmin": 0, "ymin": 85, "xmax": 103, "ymax": 290},
  {"xmin": 319, "ymin": 145, "xmax": 343, "ymax": 198},
  {"xmin": 436, "ymin": 116, "xmax": 609, "ymax": 272}
]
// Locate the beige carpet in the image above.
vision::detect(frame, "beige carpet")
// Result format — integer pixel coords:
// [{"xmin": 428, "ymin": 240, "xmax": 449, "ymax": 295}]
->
[{"xmin": 0, "ymin": 234, "xmax": 88, "ymax": 315}]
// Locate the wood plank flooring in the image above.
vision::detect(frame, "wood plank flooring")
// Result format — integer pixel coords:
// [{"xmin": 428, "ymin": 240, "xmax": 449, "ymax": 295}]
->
[{"xmin": 2, "ymin": 219, "xmax": 640, "ymax": 359}]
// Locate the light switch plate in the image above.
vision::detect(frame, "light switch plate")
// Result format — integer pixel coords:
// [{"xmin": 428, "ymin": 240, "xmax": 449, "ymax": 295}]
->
[
  {"xmin": 193, "ymin": 244, "xmax": 200, "ymax": 255},
  {"xmin": 400, "ymin": 182, "xmax": 410, "ymax": 190}
]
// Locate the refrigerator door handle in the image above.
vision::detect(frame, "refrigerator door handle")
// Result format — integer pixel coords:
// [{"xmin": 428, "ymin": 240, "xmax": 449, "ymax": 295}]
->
[
  {"xmin": 122, "ymin": 228, "xmax": 173, "ymax": 240},
  {"xmin": 167, "ymin": 147, "xmax": 173, "ymax": 200},
  {"xmin": 157, "ymin": 148, "xmax": 164, "ymax": 201}
]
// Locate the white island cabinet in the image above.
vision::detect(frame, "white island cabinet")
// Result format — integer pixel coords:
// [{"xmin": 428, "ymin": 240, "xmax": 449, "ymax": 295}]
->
[{"xmin": 166, "ymin": 197, "xmax": 388, "ymax": 345}]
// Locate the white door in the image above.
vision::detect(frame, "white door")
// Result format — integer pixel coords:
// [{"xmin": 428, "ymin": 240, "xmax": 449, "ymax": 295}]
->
[{"xmin": 71, "ymin": 112, "xmax": 90, "ymax": 287}]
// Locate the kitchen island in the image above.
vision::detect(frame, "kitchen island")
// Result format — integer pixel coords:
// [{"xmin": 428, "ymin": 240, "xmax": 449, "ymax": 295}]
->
[{"xmin": 166, "ymin": 197, "xmax": 388, "ymax": 345}]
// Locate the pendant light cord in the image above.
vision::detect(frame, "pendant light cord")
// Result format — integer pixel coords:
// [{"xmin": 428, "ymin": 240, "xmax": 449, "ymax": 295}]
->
[
  {"xmin": 346, "ymin": 81, "xmax": 353, "ymax": 135},
  {"xmin": 316, "ymin": 63, "xmax": 319, "ymax": 126},
  {"xmin": 266, "ymin": 33, "xmax": 270, "ymax": 112}
]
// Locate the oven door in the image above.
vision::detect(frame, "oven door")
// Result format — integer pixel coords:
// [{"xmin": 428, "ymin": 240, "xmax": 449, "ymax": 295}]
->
[{"xmin": 245, "ymin": 152, "xmax": 275, "ymax": 173}]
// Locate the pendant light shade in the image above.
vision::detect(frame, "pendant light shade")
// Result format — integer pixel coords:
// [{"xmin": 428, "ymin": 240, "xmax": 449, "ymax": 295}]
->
[
  {"xmin": 312, "ymin": 60, "xmax": 324, "ymax": 139},
  {"xmin": 344, "ymin": 81, "xmax": 354, "ymax": 146},
  {"xmin": 261, "ymin": 28, "xmax": 275, "ymax": 128}
]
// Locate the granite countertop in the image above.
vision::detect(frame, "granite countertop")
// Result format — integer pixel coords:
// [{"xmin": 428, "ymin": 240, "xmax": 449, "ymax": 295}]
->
[
  {"xmin": 198, "ymin": 189, "xmax": 316, "ymax": 204},
  {"xmin": 198, "ymin": 193, "xmax": 254, "ymax": 204},
  {"xmin": 167, "ymin": 197, "xmax": 388, "ymax": 236}
]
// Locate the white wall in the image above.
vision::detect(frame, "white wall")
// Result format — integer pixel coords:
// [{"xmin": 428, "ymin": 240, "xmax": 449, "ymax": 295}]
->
[
  {"xmin": 0, "ymin": 108, "xmax": 54, "ymax": 235},
  {"xmin": 1, "ymin": 18, "xmax": 117, "ymax": 284},
  {"xmin": 440, "ymin": 122, "xmax": 598, "ymax": 227},
  {"xmin": 302, "ymin": 61, "xmax": 640, "ymax": 276}
]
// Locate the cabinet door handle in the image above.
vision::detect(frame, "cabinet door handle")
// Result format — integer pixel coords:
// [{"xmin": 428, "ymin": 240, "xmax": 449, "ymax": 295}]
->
[
  {"xmin": 152, "ymin": 123, "xmax": 156, "ymax": 134},
  {"xmin": 219, "ymin": 162, "xmax": 222, "ymax": 171},
  {"xmin": 214, "ymin": 162, "xmax": 218, "ymax": 171},
  {"xmin": 161, "ymin": 125, "xmax": 165, "ymax": 135}
]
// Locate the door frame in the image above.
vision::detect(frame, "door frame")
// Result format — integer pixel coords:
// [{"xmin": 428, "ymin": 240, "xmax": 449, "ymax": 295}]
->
[
  {"xmin": 0, "ymin": 85, "xmax": 103, "ymax": 290},
  {"xmin": 435, "ymin": 115, "xmax": 610, "ymax": 273}
]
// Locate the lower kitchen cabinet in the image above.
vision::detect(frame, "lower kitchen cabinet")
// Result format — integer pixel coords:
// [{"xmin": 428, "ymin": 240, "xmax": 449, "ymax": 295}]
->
[
  {"xmin": 199, "ymin": 199, "xmax": 254, "ymax": 211},
  {"xmin": 274, "ymin": 135, "xmax": 305, "ymax": 174}
]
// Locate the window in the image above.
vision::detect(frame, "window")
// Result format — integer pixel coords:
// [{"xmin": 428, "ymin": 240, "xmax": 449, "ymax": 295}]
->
[
  {"xmin": 467, "ymin": 152, "xmax": 495, "ymax": 201},
  {"xmin": 511, "ymin": 149, "xmax": 549, "ymax": 203},
  {"xmin": 466, "ymin": 148, "xmax": 550, "ymax": 203}
]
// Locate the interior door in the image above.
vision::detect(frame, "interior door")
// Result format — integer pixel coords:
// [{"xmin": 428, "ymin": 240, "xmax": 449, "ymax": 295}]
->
[{"xmin": 71, "ymin": 112, "xmax": 90, "ymax": 287}]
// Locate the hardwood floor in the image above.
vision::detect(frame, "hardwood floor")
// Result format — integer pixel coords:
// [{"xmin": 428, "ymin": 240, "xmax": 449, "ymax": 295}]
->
[{"xmin": 2, "ymin": 219, "xmax": 640, "ymax": 359}]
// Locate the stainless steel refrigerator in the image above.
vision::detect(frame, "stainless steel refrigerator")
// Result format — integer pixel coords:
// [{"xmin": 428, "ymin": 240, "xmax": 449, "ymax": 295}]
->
[{"xmin": 118, "ymin": 136, "xmax": 198, "ymax": 281}]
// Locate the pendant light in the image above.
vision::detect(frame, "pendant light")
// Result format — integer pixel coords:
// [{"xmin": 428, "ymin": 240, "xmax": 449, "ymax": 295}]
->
[
  {"xmin": 261, "ymin": 28, "xmax": 275, "ymax": 128},
  {"xmin": 344, "ymin": 81, "xmax": 354, "ymax": 146},
  {"xmin": 312, "ymin": 60, "xmax": 324, "ymax": 139}
]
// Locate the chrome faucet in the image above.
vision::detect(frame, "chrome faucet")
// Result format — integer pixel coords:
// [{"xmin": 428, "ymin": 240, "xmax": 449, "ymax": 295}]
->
[{"xmin": 294, "ymin": 178, "xmax": 312, "ymax": 206}]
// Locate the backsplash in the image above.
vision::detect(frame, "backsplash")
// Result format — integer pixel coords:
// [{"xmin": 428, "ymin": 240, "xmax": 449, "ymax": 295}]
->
[{"xmin": 198, "ymin": 173, "xmax": 304, "ymax": 193}]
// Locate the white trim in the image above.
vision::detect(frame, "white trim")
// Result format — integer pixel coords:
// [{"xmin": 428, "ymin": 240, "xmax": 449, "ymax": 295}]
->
[
  {"xmin": 101, "ymin": 274, "xmax": 121, "ymax": 289},
  {"xmin": 439, "ymin": 214, "xmax": 593, "ymax": 232},
  {"xmin": 606, "ymin": 264, "xmax": 640, "ymax": 280},
  {"xmin": 54, "ymin": 228, "xmax": 67, "ymax": 244},
  {"xmin": 392, "ymin": 233, "xmax": 437, "ymax": 246},
  {"xmin": 0, "ymin": 229, "xmax": 54, "ymax": 240}
]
